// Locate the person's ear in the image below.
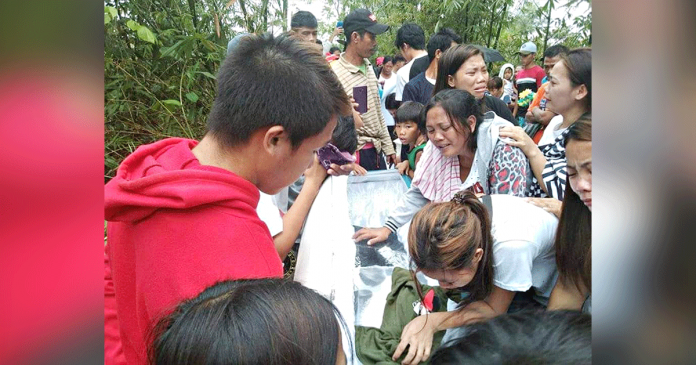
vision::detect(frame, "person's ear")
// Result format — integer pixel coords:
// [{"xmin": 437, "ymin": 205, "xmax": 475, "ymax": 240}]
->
[
  {"xmin": 574, "ymin": 84, "xmax": 588, "ymax": 102},
  {"xmin": 434, "ymin": 49, "xmax": 442, "ymax": 60},
  {"xmin": 467, "ymin": 115, "xmax": 476, "ymax": 133},
  {"xmin": 262, "ymin": 126, "xmax": 288, "ymax": 155},
  {"xmin": 447, "ymin": 75, "xmax": 455, "ymax": 88},
  {"xmin": 473, "ymin": 248, "xmax": 484, "ymax": 264}
]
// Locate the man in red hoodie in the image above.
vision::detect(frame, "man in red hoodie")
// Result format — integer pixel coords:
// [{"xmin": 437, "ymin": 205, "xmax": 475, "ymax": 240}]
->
[{"xmin": 104, "ymin": 33, "xmax": 351, "ymax": 365}]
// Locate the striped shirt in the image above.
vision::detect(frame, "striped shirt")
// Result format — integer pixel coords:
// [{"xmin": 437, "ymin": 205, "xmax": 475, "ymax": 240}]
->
[
  {"xmin": 527, "ymin": 129, "xmax": 569, "ymax": 200},
  {"xmin": 331, "ymin": 54, "xmax": 395, "ymax": 156}
]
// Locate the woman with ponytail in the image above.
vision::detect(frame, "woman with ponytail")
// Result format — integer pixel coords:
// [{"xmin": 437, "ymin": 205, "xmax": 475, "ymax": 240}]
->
[{"xmin": 391, "ymin": 190, "xmax": 559, "ymax": 365}]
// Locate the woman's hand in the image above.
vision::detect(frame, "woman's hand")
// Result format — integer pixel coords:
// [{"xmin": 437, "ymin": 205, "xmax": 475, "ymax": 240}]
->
[
  {"xmin": 498, "ymin": 126, "xmax": 538, "ymax": 157},
  {"xmin": 349, "ymin": 162, "xmax": 367, "ymax": 176},
  {"xmin": 525, "ymin": 197, "xmax": 563, "ymax": 218},
  {"xmin": 392, "ymin": 315, "xmax": 438, "ymax": 364},
  {"xmin": 352, "ymin": 227, "xmax": 391, "ymax": 245}
]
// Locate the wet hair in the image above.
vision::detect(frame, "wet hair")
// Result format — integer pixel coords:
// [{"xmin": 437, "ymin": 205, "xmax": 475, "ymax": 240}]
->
[
  {"xmin": 408, "ymin": 190, "xmax": 494, "ymax": 305},
  {"xmin": 385, "ymin": 92, "xmax": 401, "ymax": 111},
  {"xmin": 290, "ymin": 10, "xmax": 317, "ymax": 29},
  {"xmin": 330, "ymin": 46, "xmax": 341, "ymax": 54},
  {"xmin": 426, "ymin": 29, "xmax": 457, "ymax": 63},
  {"xmin": 149, "ymin": 279, "xmax": 349, "ymax": 365},
  {"xmin": 543, "ymin": 44, "xmax": 570, "ymax": 59},
  {"xmin": 431, "ymin": 310, "xmax": 592, "ymax": 364},
  {"xmin": 394, "ymin": 23, "xmax": 425, "ymax": 51},
  {"xmin": 395, "ymin": 101, "xmax": 426, "ymax": 134},
  {"xmin": 433, "ymin": 44, "xmax": 494, "ymax": 113},
  {"xmin": 331, "ymin": 115, "xmax": 358, "ymax": 155},
  {"xmin": 424, "ymin": 89, "xmax": 483, "ymax": 153},
  {"xmin": 208, "ymin": 33, "xmax": 351, "ymax": 149},
  {"xmin": 487, "ymin": 76, "xmax": 503, "ymax": 90},
  {"xmin": 555, "ymin": 114, "xmax": 592, "ymax": 293},
  {"xmin": 558, "ymin": 48, "xmax": 592, "ymax": 112}
]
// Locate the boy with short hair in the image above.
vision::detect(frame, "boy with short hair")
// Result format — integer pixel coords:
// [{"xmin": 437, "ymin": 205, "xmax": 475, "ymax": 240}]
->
[
  {"xmin": 394, "ymin": 101, "xmax": 427, "ymax": 180},
  {"xmin": 487, "ymin": 76, "xmax": 504, "ymax": 99},
  {"xmin": 104, "ymin": 33, "xmax": 351, "ymax": 365}
]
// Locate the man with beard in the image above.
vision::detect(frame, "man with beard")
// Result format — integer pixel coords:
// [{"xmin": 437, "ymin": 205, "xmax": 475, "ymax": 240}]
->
[{"xmin": 331, "ymin": 9, "xmax": 396, "ymax": 170}]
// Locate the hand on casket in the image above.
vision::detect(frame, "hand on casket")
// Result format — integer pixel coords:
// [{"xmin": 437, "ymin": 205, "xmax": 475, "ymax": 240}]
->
[{"xmin": 352, "ymin": 226, "xmax": 391, "ymax": 245}]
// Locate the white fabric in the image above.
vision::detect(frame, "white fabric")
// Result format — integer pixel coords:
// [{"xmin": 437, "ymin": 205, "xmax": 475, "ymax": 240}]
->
[
  {"xmin": 425, "ymin": 75, "xmax": 436, "ymax": 85},
  {"xmin": 498, "ymin": 63, "xmax": 515, "ymax": 98},
  {"xmin": 489, "ymin": 194, "xmax": 559, "ymax": 302},
  {"xmin": 394, "ymin": 53, "xmax": 428, "ymax": 101},
  {"xmin": 256, "ymin": 192, "xmax": 283, "ymax": 237},
  {"xmin": 293, "ymin": 176, "xmax": 357, "ymax": 364},
  {"xmin": 538, "ymin": 114, "xmax": 566, "ymax": 146},
  {"xmin": 378, "ymin": 73, "xmax": 393, "ymax": 85},
  {"xmin": 380, "ymin": 75, "xmax": 398, "ymax": 127}
]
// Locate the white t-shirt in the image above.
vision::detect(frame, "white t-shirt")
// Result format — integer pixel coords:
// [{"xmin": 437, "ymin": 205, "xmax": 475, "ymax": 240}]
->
[
  {"xmin": 257, "ymin": 192, "xmax": 283, "ymax": 237},
  {"xmin": 488, "ymin": 194, "xmax": 559, "ymax": 302},
  {"xmin": 538, "ymin": 115, "xmax": 566, "ymax": 146},
  {"xmin": 394, "ymin": 53, "xmax": 428, "ymax": 101}
]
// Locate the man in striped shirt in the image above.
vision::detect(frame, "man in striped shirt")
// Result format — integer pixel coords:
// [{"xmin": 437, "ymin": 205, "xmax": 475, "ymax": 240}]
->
[{"xmin": 331, "ymin": 9, "xmax": 396, "ymax": 170}]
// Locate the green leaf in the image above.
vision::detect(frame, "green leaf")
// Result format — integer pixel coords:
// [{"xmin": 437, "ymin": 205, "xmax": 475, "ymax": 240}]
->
[
  {"xmin": 126, "ymin": 20, "xmax": 141, "ymax": 31},
  {"xmin": 137, "ymin": 26, "xmax": 156, "ymax": 44},
  {"xmin": 105, "ymin": 13, "xmax": 111, "ymax": 25},
  {"xmin": 197, "ymin": 71, "xmax": 216, "ymax": 80},
  {"xmin": 162, "ymin": 99, "xmax": 182, "ymax": 106},
  {"xmin": 185, "ymin": 92, "xmax": 199, "ymax": 102},
  {"xmin": 105, "ymin": 6, "xmax": 117, "ymax": 19}
]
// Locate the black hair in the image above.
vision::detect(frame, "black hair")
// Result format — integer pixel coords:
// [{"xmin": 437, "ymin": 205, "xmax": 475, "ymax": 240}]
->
[
  {"xmin": 426, "ymin": 30, "xmax": 456, "ymax": 63},
  {"xmin": 330, "ymin": 46, "xmax": 341, "ymax": 54},
  {"xmin": 433, "ymin": 44, "xmax": 493, "ymax": 113},
  {"xmin": 555, "ymin": 114, "xmax": 592, "ymax": 293},
  {"xmin": 543, "ymin": 44, "xmax": 570, "ymax": 59},
  {"xmin": 437, "ymin": 27, "xmax": 462, "ymax": 44},
  {"xmin": 331, "ymin": 115, "xmax": 358, "ymax": 155},
  {"xmin": 315, "ymin": 39, "xmax": 323, "ymax": 45},
  {"xmin": 393, "ymin": 54, "xmax": 406, "ymax": 64},
  {"xmin": 395, "ymin": 101, "xmax": 426, "ymax": 135},
  {"xmin": 431, "ymin": 311, "xmax": 592, "ymax": 364},
  {"xmin": 385, "ymin": 92, "xmax": 401, "ymax": 111},
  {"xmin": 382, "ymin": 55, "xmax": 393, "ymax": 65},
  {"xmin": 424, "ymin": 89, "xmax": 483, "ymax": 152},
  {"xmin": 149, "ymin": 279, "xmax": 349, "ymax": 365},
  {"xmin": 208, "ymin": 33, "xmax": 351, "ymax": 149},
  {"xmin": 290, "ymin": 10, "xmax": 318, "ymax": 29},
  {"xmin": 487, "ymin": 76, "xmax": 503, "ymax": 90},
  {"xmin": 559, "ymin": 48, "xmax": 592, "ymax": 112},
  {"xmin": 394, "ymin": 23, "xmax": 425, "ymax": 50}
]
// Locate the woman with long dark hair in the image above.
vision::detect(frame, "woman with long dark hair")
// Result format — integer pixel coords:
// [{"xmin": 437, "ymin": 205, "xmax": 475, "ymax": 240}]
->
[
  {"xmin": 547, "ymin": 115, "xmax": 592, "ymax": 312},
  {"xmin": 353, "ymin": 89, "xmax": 529, "ymax": 245}
]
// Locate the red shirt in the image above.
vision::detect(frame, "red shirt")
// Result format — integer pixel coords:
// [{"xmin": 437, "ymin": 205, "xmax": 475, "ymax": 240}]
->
[
  {"xmin": 515, "ymin": 65, "xmax": 546, "ymax": 93},
  {"xmin": 104, "ymin": 138, "xmax": 283, "ymax": 365}
]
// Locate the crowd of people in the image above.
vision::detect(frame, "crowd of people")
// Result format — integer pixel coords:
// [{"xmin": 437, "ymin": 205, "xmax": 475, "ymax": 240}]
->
[{"xmin": 104, "ymin": 8, "xmax": 592, "ymax": 365}]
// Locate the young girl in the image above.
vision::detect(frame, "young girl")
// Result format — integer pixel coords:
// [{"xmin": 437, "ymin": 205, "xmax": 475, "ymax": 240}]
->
[
  {"xmin": 499, "ymin": 48, "xmax": 591, "ymax": 203},
  {"xmin": 498, "ymin": 63, "xmax": 515, "ymax": 102},
  {"xmin": 547, "ymin": 115, "xmax": 592, "ymax": 312},
  {"xmin": 391, "ymin": 190, "xmax": 559, "ymax": 364},
  {"xmin": 353, "ymin": 89, "xmax": 529, "ymax": 245},
  {"xmin": 394, "ymin": 101, "xmax": 427, "ymax": 179}
]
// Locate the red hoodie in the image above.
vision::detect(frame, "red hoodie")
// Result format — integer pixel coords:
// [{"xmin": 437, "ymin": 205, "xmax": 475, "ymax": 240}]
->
[{"xmin": 104, "ymin": 138, "xmax": 283, "ymax": 365}]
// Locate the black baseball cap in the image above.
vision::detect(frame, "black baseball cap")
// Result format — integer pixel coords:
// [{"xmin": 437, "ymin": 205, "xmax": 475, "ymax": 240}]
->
[{"xmin": 343, "ymin": 9, "xmax": 389, "ymax": 36}]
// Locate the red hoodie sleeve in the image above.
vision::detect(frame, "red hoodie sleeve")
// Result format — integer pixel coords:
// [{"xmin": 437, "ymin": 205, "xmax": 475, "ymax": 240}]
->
[{"xmin": 104, "ymin": 244, "xmax": 127, "ymax": 365}]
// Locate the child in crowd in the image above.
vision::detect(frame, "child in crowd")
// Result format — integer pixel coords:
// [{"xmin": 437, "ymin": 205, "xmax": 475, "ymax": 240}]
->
[
  {"xmin": 391, "ymin": 190, "xmax": 559, "ymax": 364},
  {"xmin": 487, "ymin": 76, "xmax": 504, "ymax": 99},
  {"xmin": 394, "ymin": 101, "xmax": 427, "ymax": 180},
  {"xmin": 104, "ymin": 33, "xmax": 351, "ymax": 365},
  {"xmin": 498, "ymin": 63, "xmax": 515, "ymax": 102},
  {"xmin": 149, "ymin": 279, "xmax": 349, "ymax": 365}
]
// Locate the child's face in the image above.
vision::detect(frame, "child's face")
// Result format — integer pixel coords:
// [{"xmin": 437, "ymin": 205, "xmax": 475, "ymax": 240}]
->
[
  {"xmin": 490, "ymin": 87, "xmax": 503, "ymax": 98},
  {"xmin": 396, "ymin": 121, "xmax": 421, "ymax": 146},
  {"xmin": 503, "ymin": 68, "xmax": 512, "ymax": 80}
]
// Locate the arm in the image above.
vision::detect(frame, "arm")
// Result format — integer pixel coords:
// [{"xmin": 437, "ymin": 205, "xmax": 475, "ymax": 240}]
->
[
  {"xmin": 406, "ymin": 150, "xmax": 423, "ymax": 179},
  {"xmin": 527, "ymin": 106, "xmax": 556, "ymax": 126},
  {"xmin": 498, "ymin": 126, "xmax": 549, "ymax": 194},
  {"xmin": 548, "ymin": 277, "xmax": 588, "ymax": 311},
  {"xmin": 273, "ymin": 155, "xmax": 326, "ymax": 259},
  {"xmin": 392, "ymin": 287, "xmax": 515, "ymax": 364}
]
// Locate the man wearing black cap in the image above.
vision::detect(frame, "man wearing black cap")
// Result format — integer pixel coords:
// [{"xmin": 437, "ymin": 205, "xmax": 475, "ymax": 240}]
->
[{"xmin": 331, "ymin": 9, "xmax": 396, "ymax": 170}]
